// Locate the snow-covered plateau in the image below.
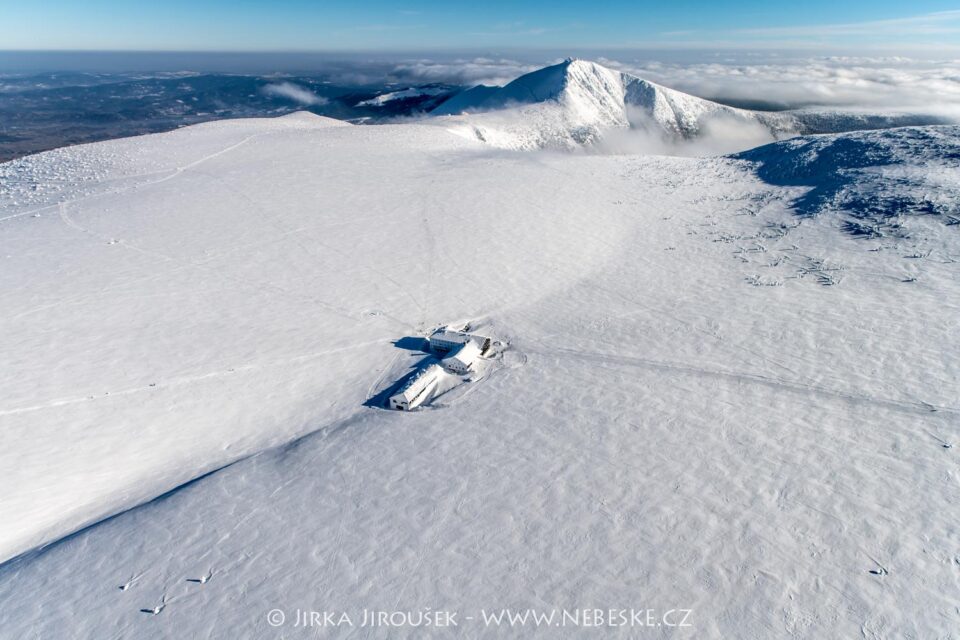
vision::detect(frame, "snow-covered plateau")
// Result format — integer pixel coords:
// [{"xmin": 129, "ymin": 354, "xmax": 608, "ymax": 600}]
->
[{"xmin": 0, "ymin": 63, "xmax": 958, "ymax": 638}]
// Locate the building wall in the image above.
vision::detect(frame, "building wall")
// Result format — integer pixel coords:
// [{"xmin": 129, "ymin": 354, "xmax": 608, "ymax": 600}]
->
[
  {"xmin": 389, "ymin": 365, "xmax": 441, "ymax": 410},
  {"xmin": 445, "ymin": 361, "xmax": 469, "ymax": 375},
  {"xmin": 429, "ymin": 337, "xmax": 463, "ymax": 352}
]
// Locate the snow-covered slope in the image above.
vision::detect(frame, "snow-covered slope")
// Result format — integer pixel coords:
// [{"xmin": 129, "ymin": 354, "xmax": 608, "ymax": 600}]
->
[
  {"xmin": 430, "ymin": 59, "xmax": 950, "ymax": 153},
  {"xmin": 355, "ymin": 85, "xmax": 453, "ymax": 107},
  {"xmin": 1, "ymin": 116, "xmax": 958, "ymax": 638}
]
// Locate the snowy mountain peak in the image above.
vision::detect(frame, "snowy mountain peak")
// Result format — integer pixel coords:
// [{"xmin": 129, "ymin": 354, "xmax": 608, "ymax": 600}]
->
[
  {"xmin": 430, "ymin": 59, "xmax": 796, "ymax": 150},
  {"xmin": 431, "ymin": 60, "xmax": 948, "ymax": 153},
  {"xmin": 433, "ymin": 58, "xmax": 627, "ymax": 117}
]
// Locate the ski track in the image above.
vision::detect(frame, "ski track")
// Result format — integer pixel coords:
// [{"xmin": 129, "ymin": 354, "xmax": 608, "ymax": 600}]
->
[
  {"xmin": 526, "ymin": 343, "xmax": 959, "ymax": 417},
  {"xmin": 0, "ymin": 133, "xmax": 262, "ymax": 225},
  {"xmin": 53, "ymin": 195, "xmax": 359, "ymax": 323},
  {"xmin": 0, "ymin": 339, "xmax": 386, "ymax": 418}
]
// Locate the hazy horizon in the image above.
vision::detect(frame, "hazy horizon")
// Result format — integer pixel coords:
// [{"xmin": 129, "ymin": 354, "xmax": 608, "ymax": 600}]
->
[{"xmin": 2, "ymin": 47, "xmax": 959, "ymax": 74}]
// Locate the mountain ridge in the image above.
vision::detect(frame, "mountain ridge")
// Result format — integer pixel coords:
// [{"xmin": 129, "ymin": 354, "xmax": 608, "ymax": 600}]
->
[
  {"xmin": 430, "ymin": 58, "xmax": 950, "ymax": 151},
  {"xmin": 432, "ymin": 59, "xmax": 734, "ymax": 128}
]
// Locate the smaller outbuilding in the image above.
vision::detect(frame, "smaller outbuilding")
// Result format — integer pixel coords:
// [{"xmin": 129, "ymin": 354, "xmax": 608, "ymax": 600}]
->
[
  {"xmin": 389, "ymin": 364, "xmax": 442, "ymax": 411},
  {"xmin": 442, "ymin": 340, "xmax": 482, "ymax": 375}
]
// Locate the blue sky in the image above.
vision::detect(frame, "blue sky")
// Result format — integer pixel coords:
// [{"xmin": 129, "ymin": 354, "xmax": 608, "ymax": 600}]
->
[{"xmin": 3, "ymin": 1, "xmax": 960, "ymax": 52}]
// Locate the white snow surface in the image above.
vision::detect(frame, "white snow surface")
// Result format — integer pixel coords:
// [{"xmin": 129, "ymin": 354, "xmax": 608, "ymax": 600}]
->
[
  {"xmin": 356, "ymin": 86, "xmax": 450, "ymax": 107},
  {"xmin": 1, "ymin": 110, "xmax": 959, "ymax": 638}
]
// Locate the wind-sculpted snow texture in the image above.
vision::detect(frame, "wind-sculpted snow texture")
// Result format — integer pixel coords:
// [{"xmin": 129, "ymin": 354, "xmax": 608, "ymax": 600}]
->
[
  {"xmin": 1, "ymin": 109, "xmax": 958, "ymax": 638},
  {"xmin": 738, "ymin": 126, "xmax": 960, "ymax": 237}
]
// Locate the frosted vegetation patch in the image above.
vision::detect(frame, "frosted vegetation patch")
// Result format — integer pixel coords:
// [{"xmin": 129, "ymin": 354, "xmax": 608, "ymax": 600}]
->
[
  {"xmin": 0, "ymin": 145, "xmax": 124, "ymax": 217},
  {"xmin": 737, "ymin": 126, "xmax": 960, "ymax": 237}
]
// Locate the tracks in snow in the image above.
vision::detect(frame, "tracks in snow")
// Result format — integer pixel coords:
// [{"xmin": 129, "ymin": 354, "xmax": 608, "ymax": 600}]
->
[
  {"xmin": 524, "ymin": 343, "xmax": 959, "ymax": 418},
  {"xmin": 0, "ymin": 339, "xmax": 387, "ymax": 418},
  {"xmin": 1, "ymin": 134, "xmax": 262, "ymax": 225}
]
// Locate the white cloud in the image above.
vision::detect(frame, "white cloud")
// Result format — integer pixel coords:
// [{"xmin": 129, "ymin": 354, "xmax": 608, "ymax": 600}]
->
[
  {"xmin": 261, "ymin": 82, "xmax": 328, "ymax": 106},
  {"xmin": 390, "ymin": 57, "xmax": 541, "ymax": 87},
  {"xmin": 637, "ymin": 10, "xmax": 960, "ymax": 50},
  {"xmin": 326, "ymin": 53, "xmax": 960, "ymax": 122},
  {"xmin": 596, "ymin": 56, "xmax": 960, "ymax": 116},
  {"xmin": 351, "ymin": 24, "xmax": 425, "ymax": 32},
  {"xmin": 735, "ymin": 9, "xmax": 960, "ymax": 38},
  {"xmin": 596, "ymin": 108, "xmax": 779, "ymax": 157}
]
